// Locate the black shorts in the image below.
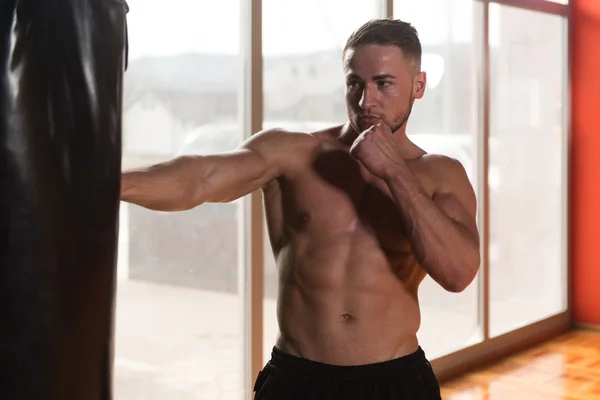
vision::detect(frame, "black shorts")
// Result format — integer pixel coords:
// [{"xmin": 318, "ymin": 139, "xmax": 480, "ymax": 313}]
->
[{"xmin": 253, "ymin": 346, "xmax": 442, "ymax": 399}]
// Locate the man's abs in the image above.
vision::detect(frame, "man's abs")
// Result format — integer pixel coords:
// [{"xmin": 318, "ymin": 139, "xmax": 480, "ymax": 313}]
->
[
  {"xmin": 261, "ymin": 129, "xmax": 431, "ymax": 365},
  {"xmin": 273, "ymin": 236, "xmax": 425, "ymax": 366}
]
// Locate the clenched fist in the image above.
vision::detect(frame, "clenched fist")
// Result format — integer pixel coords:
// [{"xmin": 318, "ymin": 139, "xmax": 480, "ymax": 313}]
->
[{"xmin": 349, "ymin": 123, "xmax": 403, "ymax": 179}]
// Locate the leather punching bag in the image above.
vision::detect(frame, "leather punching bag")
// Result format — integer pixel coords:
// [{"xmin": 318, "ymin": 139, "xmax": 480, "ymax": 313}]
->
[{"xmin": 1, "ymin": 0, "xmax": 128, "ymax": 398}]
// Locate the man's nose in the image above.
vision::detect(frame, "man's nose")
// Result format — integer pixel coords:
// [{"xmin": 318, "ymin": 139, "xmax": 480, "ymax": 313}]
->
[{"xmin": 358, "ymin": 85, "xmax": 377, "ymax": 110}]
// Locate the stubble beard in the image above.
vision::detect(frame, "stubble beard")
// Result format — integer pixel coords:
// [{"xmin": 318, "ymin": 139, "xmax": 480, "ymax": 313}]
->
[{"xmin": 350, "ymin": 98, "xmax": 414, "ymax": 135}]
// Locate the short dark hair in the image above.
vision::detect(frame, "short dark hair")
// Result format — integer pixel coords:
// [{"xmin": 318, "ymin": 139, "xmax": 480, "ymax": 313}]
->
[{"xmin": 343, "ymin": 19, "xmax": 422, "ymax": 69}]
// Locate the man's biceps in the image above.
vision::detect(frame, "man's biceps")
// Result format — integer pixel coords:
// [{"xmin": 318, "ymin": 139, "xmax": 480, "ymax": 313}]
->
[
  {"xmin": 239, "ymin": 149, "xmax": 279, "ymax": 183},
  {"xmin": 238, "ymin": 143, "xmax": 277, "ymax": 169},
  {"xmin": 434, "ymin": 192, "xmax": 476, "ymax": 227},
  {"xmin": 433, "ymin": 191, "xmax": 466, "ymax": 212},
  {"xmin": 447, "ymin": 198, "xmax": 479, "ymax": 241},
  {"xmin": 437, "ymin": 196, "xmax": 479, "ymax": 241},
  {"xmin": 223, "ymin": 148, "xmax": 270, "ymax": 171},
  {"xmin": 442, "ymin": 181, "xmax": 477, "ymax": 216}
]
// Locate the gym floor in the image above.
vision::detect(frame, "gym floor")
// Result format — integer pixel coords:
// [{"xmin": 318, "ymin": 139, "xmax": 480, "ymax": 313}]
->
[{"xmin": 440, "ymin": 329, "xmax": 600, "ymax": 399}]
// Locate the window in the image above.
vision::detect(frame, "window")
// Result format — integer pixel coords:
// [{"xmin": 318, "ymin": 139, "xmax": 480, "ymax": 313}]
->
[
  {"xmin": 113, "ymin": 0, "xmax": 570, "ymax": 396},
  {"xmin": 261, "ymin": 0, "xmax": 382, "ymax": 363},
  {"xmin": 489, "ymin": 3, "xmax": 567, "ymax": 337},
  {"xmin": 115, "ymin": 1, "xmax": 244, "ymax": 398},
  {"xmin": 394, "ymin": 0, "xmax": 482, "ymax": 359}
]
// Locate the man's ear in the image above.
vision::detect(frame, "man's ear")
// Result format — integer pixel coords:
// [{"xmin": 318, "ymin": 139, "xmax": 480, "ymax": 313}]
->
[{"xmin": 413, "ymin": 71, "xmax": 427, "ymax": 99}]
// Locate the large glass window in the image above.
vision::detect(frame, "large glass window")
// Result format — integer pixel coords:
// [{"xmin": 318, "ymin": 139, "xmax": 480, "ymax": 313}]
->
[
  {"xmin": 394, "ymin": 0, "xmax": 482, "ymax": 360},
  {"xmin": 114, "ymin": 1, "xmax": 570, "ymax": 397},
  {"xmin": 261, "ymin": 0, "xmax": 381, "ymax": 363},
  {"xmin": 115, "ymin": 1, "xmax": 244, "ymax": 399},
  {"xmin": 489, "ymin": 4, "xmax": 567, "ymax": 337}
]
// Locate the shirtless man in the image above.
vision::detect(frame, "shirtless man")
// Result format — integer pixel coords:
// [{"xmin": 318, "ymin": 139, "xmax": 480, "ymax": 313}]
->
[{"xmin": 121, "ymin": 19, "xmax": 480, "ymax": 399}]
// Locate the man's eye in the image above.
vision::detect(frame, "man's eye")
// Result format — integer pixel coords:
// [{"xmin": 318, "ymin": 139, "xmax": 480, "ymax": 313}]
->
[{"xmin": 378, "ymin": 81, "xmax": 390, "ymax": 87}]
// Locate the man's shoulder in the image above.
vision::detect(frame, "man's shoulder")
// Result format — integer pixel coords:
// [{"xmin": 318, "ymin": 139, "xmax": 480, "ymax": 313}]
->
[
  {"xmin": 245, "ymin": 124, "xmax": 343, "ymax": 152},
  {"xmin": 418, "ymin": 153, "xmax": 471, "ymax": 191},
  {"xmin": 421, "ymin": 153, "xmax": 466, "ymax": 173},
  {"xmin": 259, "ymin": 124, "xmax": 343, "ymax": 139},
  {"xmin": 241, "ymin": 125, "xmax": 344, "ymax": 175},
  {"xmin": 418, "ymin": 152, "xmax": 477, "ymax": 219},
  {"xmin": 249, "ymin": 126, "xmax": 312, "ymax": 143}
]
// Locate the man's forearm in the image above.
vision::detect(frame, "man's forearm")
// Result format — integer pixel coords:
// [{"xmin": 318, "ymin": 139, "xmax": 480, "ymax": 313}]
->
[
  {"xmin": 121, "ymin": 157, "xmax": 203, "ymax": 211},
  {"xmin": 383, "ymin": 165, "xmax": 480, "ymax": 292}
]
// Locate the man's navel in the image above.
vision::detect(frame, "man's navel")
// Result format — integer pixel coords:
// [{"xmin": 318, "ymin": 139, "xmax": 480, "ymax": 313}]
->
[{"xmin": 339, "ymin": 313, "xmax": 354, "ymax": 323}]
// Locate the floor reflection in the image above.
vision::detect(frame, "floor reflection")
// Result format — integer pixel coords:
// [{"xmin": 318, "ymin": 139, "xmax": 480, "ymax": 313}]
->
[{"xmin": 441, "ymin": 330, "xmax": 600, "ymax": 399}]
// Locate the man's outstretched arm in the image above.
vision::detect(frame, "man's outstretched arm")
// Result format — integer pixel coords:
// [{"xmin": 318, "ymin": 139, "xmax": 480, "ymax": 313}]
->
[{"xmin": 121, "ymin": 129, "xmax": 293, "ymax": 211}]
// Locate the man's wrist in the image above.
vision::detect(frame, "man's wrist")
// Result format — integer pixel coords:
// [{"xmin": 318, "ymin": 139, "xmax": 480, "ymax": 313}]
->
[{"xmin": 120, "ymin": 173, "xmax": 135, "ymax": 201}]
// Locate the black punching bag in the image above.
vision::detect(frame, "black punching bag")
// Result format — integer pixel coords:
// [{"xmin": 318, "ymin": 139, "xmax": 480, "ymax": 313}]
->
[{"xmin": 0, "ymin": 0, "xmax": 128, "ymax": 398}]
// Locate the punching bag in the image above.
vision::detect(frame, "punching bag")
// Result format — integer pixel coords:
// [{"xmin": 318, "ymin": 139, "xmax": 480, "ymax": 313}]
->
[{"xmin": 0, "ymin": 0, "xmax": 128, "ymax": 398}]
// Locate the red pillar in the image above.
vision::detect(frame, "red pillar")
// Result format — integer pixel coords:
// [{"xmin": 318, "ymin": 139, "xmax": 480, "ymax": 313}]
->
[{"xmin": 570, "ymin": 0, "xmax": 600, "ymax": 326}]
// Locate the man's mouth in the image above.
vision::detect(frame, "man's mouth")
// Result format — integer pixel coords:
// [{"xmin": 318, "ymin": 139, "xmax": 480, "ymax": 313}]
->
[{"xmin": 359, "ymin": 115, "xmax": 382, "ymax": 126}]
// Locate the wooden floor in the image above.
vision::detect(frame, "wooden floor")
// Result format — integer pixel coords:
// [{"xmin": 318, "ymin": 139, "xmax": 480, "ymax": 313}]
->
[{"xmin": 440, "ymin": 329, "xmax": 600, "ymax": 399}]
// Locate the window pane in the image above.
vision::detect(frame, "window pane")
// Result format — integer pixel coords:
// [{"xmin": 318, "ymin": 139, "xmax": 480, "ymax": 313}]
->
[
  {"xmin": 394, "ymin": 0, "xmax": 483, "ymax": 360},
  {"xmin": 489, "ymin": 4, "xmax": 567, "ymax": 337},
  {"xmin": 116, "ymin": 1, "xmax": 244, "ymax": 399},
  {"xmin": 261, "ymin": 0, "xmax": 381, "ymax": 364}
]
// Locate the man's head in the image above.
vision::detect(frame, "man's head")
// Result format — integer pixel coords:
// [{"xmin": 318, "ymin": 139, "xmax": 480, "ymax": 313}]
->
[{"xmin": 343, "ymin": 19, "xmax": 427, "ymax": 134}]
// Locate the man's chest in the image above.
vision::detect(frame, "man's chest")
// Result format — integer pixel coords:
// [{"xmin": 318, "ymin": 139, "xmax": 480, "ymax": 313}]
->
[{"xmin": 265, "ymin": 148, "xmax": 435, "ymax": 247}]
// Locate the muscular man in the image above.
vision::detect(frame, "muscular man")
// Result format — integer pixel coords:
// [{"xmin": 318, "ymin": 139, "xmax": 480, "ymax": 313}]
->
[{"xmin": 121, "ymin": 19, "xmax": 480, "ymax": 399}]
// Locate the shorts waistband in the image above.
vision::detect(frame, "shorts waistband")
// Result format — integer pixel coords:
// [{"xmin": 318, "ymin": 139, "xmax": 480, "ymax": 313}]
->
[{"xmin": 269, "ymin": 346, "xmax": 430, "ymax": 382}]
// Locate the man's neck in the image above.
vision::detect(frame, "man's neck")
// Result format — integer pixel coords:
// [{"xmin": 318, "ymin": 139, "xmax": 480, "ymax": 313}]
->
[{"xmin": 339, "ymin": 122, "xmax": 359, "ymax": 144}]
